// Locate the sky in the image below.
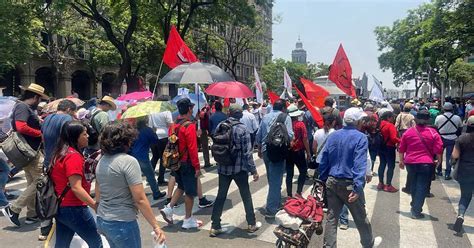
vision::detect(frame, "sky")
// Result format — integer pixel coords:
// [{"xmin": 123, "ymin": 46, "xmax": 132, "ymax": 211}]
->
[{"xmin": 272, "ymin": 0, "xmax": 429, "ymax": 90}]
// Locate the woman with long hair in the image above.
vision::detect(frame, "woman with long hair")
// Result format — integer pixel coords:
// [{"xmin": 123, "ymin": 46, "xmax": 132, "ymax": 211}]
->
[
  {"xmin": 378, "ymin": 111, "xmax": 400, "ymax": 193},
  {"xmin": 95, "ymin": 122, "xmax": 165, "ymax": 248},
  {"xmin": 451, "ymin": 116, "xmax": 474, "ymax": 233},
  {"xmin": 50, "ymin": 120, "xmax": 102, "ymax": 247}
]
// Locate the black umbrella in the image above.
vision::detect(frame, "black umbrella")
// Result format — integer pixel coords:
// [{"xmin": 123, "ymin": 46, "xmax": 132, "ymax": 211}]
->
[{"xmin": 159, "ymin": 62, "xmax": 234, "ymax": 85}]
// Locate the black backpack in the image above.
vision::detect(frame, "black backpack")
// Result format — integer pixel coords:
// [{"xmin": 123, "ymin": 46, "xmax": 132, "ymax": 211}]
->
[
  {"xmin": 83, "ymin": 110, "xmax": 102, "ymax": 146},
  {"xmin": 211, "ymin": 119, "xmax": 241, "ymax": 166},
  {"xmin": 266, "ymin": 113, "xmax": 290, "ymax": 162}
]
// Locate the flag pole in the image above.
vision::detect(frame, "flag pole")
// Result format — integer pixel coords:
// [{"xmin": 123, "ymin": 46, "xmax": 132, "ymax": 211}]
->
[{"xmin": 152, "ymin": 59, "xmax": 164, "ymax": 100}]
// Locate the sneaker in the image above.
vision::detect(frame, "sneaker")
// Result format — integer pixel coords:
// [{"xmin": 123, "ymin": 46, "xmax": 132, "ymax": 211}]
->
[
  {"xmin": 153, "ymin": 191, "xmax": 166, "ymax": 201},
  {"xmin": 377, "ymin": 183, "xmax": 385, "ymax": 190},
  {"xmin": 411, "ymin": 213, "xmax": 425, "ymax": 219},
  {"xmin": 401, "ymin": 187, "xmax": 410, "ymax": 194},
  {"xmin": 247, "ymin": 221, "xmax": 262, "ymax": 233},
  {"xmin": 160, "ymin": 205, "xmax": 174, "ymax": 225},
  {"xmin": 374, "ymin": 236, "xmax": 383, "ymax": 247},
  {"xmin": 445, "ymin": 175, "xmax": 452, "ymax": 180},
  {"xmin": 453, "ymin": 216, "xmax": 464, "ymax": 233},
  {"xmin": 38, "ymin": 234, "xmax": 48, "ymax": 241},
  {"xmin": 1, "ymin": 206, "xmax": 20, "ymax": 227},
  {"xmin": 383, "ymin": 185, "xmax": 398, "ymax": 193},
  {"xmin": 426, "ymin": 193, "xmax": 435, "ymax": 198},
  {"xmin": 209, "ymin": 228, "xmax": 226, "ymax": 237},
  {"xmin": 198, "ymin": 196, "xmax": 214, "ymax": 208},
  {"xmin": 182, "ymin": 216, "xmax": 203, "ymax": 229},
  {"xmin": 203, "ymin": 163, "xmax": 214, "ymax": 168},
  {"xmin": 339, "ymin": 223, "xmax": 349, "ymax": 230},
  {"xmin": 25, "ymin": 216, "xmax": 40, "ymax": 224}
]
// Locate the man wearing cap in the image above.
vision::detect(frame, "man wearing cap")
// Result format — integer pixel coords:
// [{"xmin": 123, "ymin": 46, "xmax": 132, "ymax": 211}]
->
[
  {"xmin": 86, "ymin": 96, "xmax": 117, "ymax": 155},
  {"xmin": 319, "ymin": 107, "xmax": 382, "ymax": 248},
  {"xmin": 3, "ymin": 83, "xmax": 48, "ymax": 227},
  {"xmin": 209, "ymin": 104, "xmax": 261, "ymax": 237},
  {"xmin": 434, "ymin": 102, "xmax": 463, "ymax": 180}
]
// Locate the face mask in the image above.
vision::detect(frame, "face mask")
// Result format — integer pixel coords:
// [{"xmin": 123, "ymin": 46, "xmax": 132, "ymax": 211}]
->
[{"xmin": 297, "ymin": 116, "xmax": 304, "ymax": 122}]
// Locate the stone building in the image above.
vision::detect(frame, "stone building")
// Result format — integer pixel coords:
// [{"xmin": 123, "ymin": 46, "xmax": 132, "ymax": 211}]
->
[{"xmin": 291, "ymin": 37, "xmax": 307, "ymax": 64}]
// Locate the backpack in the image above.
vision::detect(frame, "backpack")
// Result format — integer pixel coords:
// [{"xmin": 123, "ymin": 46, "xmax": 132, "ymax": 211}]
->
[
  {"xmin": 162, "ymin": 120, "xmax": 191, "ymax": 171},
  {"xmin": 266, "ymin": 113, "xmax": 290, "ymax": 162},
  {"xmin": 35, "ymin": 160, "xmax": 70, "ymax": 220},
  {"xmin": 83, "ymin": 110, "xmax": 102, "ymax": 146},
  {"xmin": 367, "ymin": 116, "xmax": 384, "ymax": 149},
  {"xmin": 211, "ymin": 119, "xmax": 241, "ymax": 166}
]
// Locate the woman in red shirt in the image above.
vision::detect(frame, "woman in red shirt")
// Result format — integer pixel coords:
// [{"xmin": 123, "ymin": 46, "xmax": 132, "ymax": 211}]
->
[
  {"xmin": 378, "ymin": 111, "xmax": 401, "ymax": 193},
  {"xmin": 285, "ymin": 105, "xmax": 310, "ymax": 197},
  {"xmin": 51, "ymin": 121, "xmax": 102, "ymax": 247}
]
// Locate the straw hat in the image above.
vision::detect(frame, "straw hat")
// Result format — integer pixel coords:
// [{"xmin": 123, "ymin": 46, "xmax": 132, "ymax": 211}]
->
[
  {"xmin": 19, "ymin": 83, "xmax": 49, "ymax": 99},
  {"xmin": 100, "ymin": 96, "xmax": 117, "ymax": 110},
  {"xmin": 288, "ymin": 104, "xmax": 304, "ymax": 117}
]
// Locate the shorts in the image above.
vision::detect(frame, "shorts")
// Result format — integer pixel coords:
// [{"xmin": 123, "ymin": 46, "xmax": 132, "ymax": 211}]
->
[{"xmin": 174, "ymin": 162, "xmax": 197, "ymax": 197}]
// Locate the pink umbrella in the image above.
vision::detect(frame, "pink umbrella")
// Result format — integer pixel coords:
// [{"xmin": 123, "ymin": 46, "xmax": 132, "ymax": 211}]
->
[
  {"xmin": 205, "ymin": 81, "xmax": 254, "ymax": 98},
  {"xmin": 117, "ymin": 90, "xmax": 153, "ymax": 101}
]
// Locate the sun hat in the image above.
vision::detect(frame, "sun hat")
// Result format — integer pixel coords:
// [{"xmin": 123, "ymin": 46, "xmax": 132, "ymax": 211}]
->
[
  {"xmin": 343, "ymin": 107, "xmax": 367, "ymax": 125},
  {"xmin": 351, "ymin": 98, "xmax": 362, "ymax": 107},
  {"xmin": 287, "ymin": 104, "xmax": 304, "ymax": 117},
  {"xmin": 38, "ymin": 102, "xmax": 47, "ymax": 109},
  {"xmin": 100, "ymin": 96, "xmax": 117, "ymax": 110},
  {"xmin": 19, "ymin": 83, "xmax": 49, "ymax": 100}
]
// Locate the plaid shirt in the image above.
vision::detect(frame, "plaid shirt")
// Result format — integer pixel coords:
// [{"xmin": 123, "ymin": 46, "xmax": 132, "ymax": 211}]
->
[{"xmin": 217, "ymin": 117, "xmax": 257, "ymax": 176}]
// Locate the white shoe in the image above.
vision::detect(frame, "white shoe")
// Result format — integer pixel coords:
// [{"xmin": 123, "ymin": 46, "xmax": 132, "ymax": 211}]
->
[
  {"xmin": 182, "ymin": 216, "xmax": 203, "ymax": 229},
  {"xmin": 374, "ymin": 236, "xmax": 382, "ymax": 247},
  {"xmin": 160, "ymin": 204, "xmax": 174, "ymax": 225}
]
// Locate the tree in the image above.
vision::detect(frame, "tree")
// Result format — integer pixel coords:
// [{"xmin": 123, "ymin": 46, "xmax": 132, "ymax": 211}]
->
[
  {"xmin": 261, "ymin": 59, "xmax": 310, "ymax": 94},
  {"xmin": 449, "ymin": 59, "xmax": 474, "ymax": 96}
]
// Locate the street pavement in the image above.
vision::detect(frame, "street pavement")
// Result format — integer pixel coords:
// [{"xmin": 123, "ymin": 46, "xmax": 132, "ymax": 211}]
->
[{"xmin": 1, "ymin": 152, "xmax": 473, "ymax": 248}]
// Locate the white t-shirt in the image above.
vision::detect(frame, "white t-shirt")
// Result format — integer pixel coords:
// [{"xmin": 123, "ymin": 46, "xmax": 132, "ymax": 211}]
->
[
  {"xmin": 149, "ymin": 111, "xmax": 173, "ymax": 139},
  {"xmin": 313, "ymin": 128, "xmax": 335, "ymax": 163},
  {"xmin": 434, "ymin": 112, "xmax": 462, "ymax": 140}
]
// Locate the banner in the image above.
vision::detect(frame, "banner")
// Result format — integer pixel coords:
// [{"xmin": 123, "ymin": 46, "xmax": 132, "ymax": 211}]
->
[
  {"xmin": 372, "ymin": 75, "xmax": 384, "ymax": 95},
  {"xmin": 163, "ymin": 25, "xmax": 198, "ymax": 68},
  {"xmin": 300, "ymin": 78, "xmax": 330, "ymax": 108},
  {"xmin": 177, "ymin": 88, "xmax": 190, "ymax": 96},
  {"xmin": 254, "ymin": 67, "xmax": 263, "ymax": 104},
  {"xmin": 328, "ymin": 44, "xmax": 356, "ymax": 97},
  {"xmin": 369, "ymin": 83, "xmax": 384, "ymax": 103},
  {"xmin": 294, "ymin": 87, "xmax": 323, "ymax": 127},
  {"xmin": 283, "ymin": 68, "xmax": 294, "ymax": 98}
]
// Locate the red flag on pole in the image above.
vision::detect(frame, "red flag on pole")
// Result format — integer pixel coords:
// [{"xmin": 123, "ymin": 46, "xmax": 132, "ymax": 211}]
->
[
  {"xmin": 295, "ymin": 86, "xmax": 323, "ymax": 128},
  {"xmin": 328, "ymin": 44, "xmax": 356, "ymax": 97},
  {"xmin": 267, "ymin": 90, "xmax": 280, "ymax": 104},
  {"xmin": 300, "ymin": 78, "xmax": 330, "ymax": 108},
  {"xmin": 163, "ymin": 26, "xmax": 198, "ymax": 68}
]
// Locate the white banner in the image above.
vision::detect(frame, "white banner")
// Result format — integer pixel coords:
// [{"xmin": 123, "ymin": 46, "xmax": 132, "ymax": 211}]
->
[
  {"xmin": 369, "ymin": 84, "xmax": 385, "ymax": 103},
  {"xmin": 177, "ymin": 87, "xmax": 189, "ymax": 96},
  {"xmin": 254, "ymin": 67, "xmax": 263, "ymax": 103},
  {"xmin": 283, "ymin": 67, "xmax": 294, "ymax": 98}
]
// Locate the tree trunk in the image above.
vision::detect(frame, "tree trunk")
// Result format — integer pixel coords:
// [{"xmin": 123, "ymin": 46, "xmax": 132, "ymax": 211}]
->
[{"xmin": 414, "ymin": 78, "xmax": 421, "ymax": 97}]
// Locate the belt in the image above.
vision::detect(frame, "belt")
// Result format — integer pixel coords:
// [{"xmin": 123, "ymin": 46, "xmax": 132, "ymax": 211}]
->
[{"xmin": 329, "ymin": 176, "xmax": 353, "ymax": 182}]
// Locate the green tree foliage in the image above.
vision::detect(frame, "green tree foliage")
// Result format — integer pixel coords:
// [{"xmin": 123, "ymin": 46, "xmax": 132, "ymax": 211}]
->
[{"xmin": 449, "ymin": 59, "xmax": 474, "ymax": 96}]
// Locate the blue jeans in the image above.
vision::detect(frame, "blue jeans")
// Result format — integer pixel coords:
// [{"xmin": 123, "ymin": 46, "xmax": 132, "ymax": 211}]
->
[
  {"xmin": 0, "ymin": 158, "xmax": 9, "ymax": 207},
  {"xmin": 458, "ymin": 181, "xmax": 474, "ymax": 217},
  {"xmin": 55, "ymin": 206, "xmax": 102, "ymax": 248},
  {"xmin": 406, "ymin": 164, "xmax": 432, "ymax": 215},
  {"xmin": 138, "ymin": 160, "xmax": 160, "ymax": 198},
  {"xmin": 263, "ymin": 151, "xmax": 285, "ymax": 215},
  {"xmin": 439, "ymin": 138, "xmax": 455, "ymax": 175},
  {"xmin": 97, "ymin": 217, "xmax": 141, "ymax": 248}
]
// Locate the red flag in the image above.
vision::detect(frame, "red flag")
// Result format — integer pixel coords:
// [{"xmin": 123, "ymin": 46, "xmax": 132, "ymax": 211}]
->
[
  {"xmin": 295, "ymin": 87, "xmax": 323, "ymax": 128},
  {"xmin": 163, "ymin": 26, "xmax": 198, "ymax": 68},
  {"xmin": 328, "ymin": 44, "xmax": 356, "ymax": 97},
  {"xmin": 300, "ymin": 78, "xmax": 330, "ymax": 108},
  {"xmin": 267, "ymin": 90, "xmax": 280, "ymax": 104}
]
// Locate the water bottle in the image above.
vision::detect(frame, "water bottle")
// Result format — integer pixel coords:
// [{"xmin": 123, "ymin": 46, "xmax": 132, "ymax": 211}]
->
[{"xmin": 151, "ymin": 231, "xmax": 167, "ymax": 248}]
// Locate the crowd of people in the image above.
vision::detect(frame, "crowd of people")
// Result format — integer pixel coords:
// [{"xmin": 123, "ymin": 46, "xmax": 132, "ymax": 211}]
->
[{"xmin": 0, "ymin": 82, "xmax": 473, "ymax": 248}]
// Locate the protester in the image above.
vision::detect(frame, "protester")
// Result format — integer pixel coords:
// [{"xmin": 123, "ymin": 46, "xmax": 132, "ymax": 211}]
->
[
  {"xmin": 96, "ymin": 122, "xmax": 165, "ymax": 247},
  {"xmin": 199, "ymin": 105, "xmax": 213, "ymax": 168},
  {"xmin": 391, "ymin": 100, "xmax": 401, "ymax": 116},
  {"xmin": 428, "ymin": 103, "xmax": 440, "ymax": 125},
  {"xmin": 0, "ymin": 157, "xmax": 9, "ymax": 208},
  {"xmin": 434, "ymin": 102, "xmax": 463, "ymax": 180},
  {"xmin": 452, "ymin": 116, "xmax": 474, "ymax": 233},
  {"xmin": 50, "ymin": 121, "xmax": 102, "ymax": 247},
  {"xmin": 86, "ymin": 96, "xmax": 116, "ymax": 155},
  {"xmin": 130, "ymin": 117, "xmax": 166, "ymax": 200},
  {"xmin": 149, "ymin": 110, "xmax": 173, "ymax": 184},
  {"xmin": 377, "ymin": 101, "xmax": 392, "ymax": 117},
  {"xmin": 240, "ymin": 104, "xmax": 259, "ymax": 148},
  {"xmin": 321, "ymin": 97, "xmax": 343, "ymax": 129},
  {"xmin": 395, "ymin": 103, "xmax": 415, "ymax": 137},
  {"xmin": 209, "ymin": 101, "xmax": 227, "ymax": 134},
  {"xmin": 285, "ymin": 104, "xmax": 310, "ymax": 197},
  {"xmin": 2, "ymin": 83, "xmax": 48, "ymax": 227},
  {"xmin": 361, "ymin": 104, "xmax": 379, "ymax": 174},
  {"xmin": 160, "ymin": 98, "xmax": 203, "ymax": 229},
  {"xmin": 399, "ymin": 110, "xmax": 443, "ymax": 219},
  {"xmin": 209, "ymin": 104, "xmax": 262, "ymax": 237},
  {"xmin": 251, "ymin": 102, "xmax": 262, "ymax": 124},
  {"xmin": 378, "ymin": 111, "xmax": 400, "ymax": 193},
  {"xmin": 256, "ymin": 99, "xmax": 294, "ymax": 218},
  {"xmin": 319, "ymin": 107, "xmax": 382, "ymax": 247},
  {"xmin": 465, "ymin": 97, "xmax": 474, "ymax": 120},
  {"xmin": 312, "ymin": 113, "xmax": 336, "ymax": 178}
]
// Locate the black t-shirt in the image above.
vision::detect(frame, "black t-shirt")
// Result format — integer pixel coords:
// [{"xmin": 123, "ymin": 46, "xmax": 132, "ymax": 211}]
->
[
  {"xmin": 455, "ymin": 133, "xmax": 474, "ymax": 182},
  {"xmin": 12, "ymin": 102, "xmax": 42, "ymax": 150}
]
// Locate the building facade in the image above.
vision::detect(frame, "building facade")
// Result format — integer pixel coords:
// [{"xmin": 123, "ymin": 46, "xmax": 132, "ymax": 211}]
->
[{"xmin": 291, "ymin": 37, "xmax": 307, "ymax": 64}]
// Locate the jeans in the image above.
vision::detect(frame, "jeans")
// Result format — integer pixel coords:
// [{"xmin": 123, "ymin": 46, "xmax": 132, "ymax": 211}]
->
[
  {"xmin": 11, "ymin": 155, "xmax": 42, "ymax": 217},
  {"xmin": 324, "ymin": 177, "xmax": 373, "ymax": 248},
  {"xmin": 138, "ymin": 160, "xmax": 160, "ymax": 198},
  {"xmin": 439, "ymin": 138, "xmax": 456, "ymax": 175},
  {"xmin": 55, "ymin": 206, "xmax": 102, "ymax": 248},
  {"xmin": 339, "ymin": 185, "xmax": 366, "ymax": 226},
  {"xmin": 150, "ymin": 138, "xmax": 168, "ymax": 181},
  {"xmin": 263, "ymin": 151, "xmax": 285, "ymax": 215},
  {"xmin": 211, "ymin": 171, "xmax": 256, "ymax": 229},
  {"xmin": 368, "ymin": 147, "xmax": 378, "ymax": 172},
  {"xmin": 0, "ymin": 158, "xmax": 10, "ymax": 206},
  {"xmin": 379, "ymin": 146, "xmax": 396, "ymax": 185},
  {"xmin": 406, "ymin": 164, "xmax": 432, "ymax": 215},
  {"xmin": 97, "ymin": 217, "xmax": 141, "ymax": 248},
  {"xmin": 458, "ymin": 181, "xmax": 474, "ymax": 217},
  {"xmin": 286, "ymin": 150, "xmax": 308, "ymax": 196}
]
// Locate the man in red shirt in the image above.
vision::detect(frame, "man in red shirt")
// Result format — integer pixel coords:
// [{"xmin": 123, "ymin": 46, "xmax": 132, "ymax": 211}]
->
[
  {"xmin": 160, "ymin": 98, "xmax": 203, "ymax": 229},
  {"xmin": 378, "ymin": 111, "xmax": 400, "ymax": 193}
]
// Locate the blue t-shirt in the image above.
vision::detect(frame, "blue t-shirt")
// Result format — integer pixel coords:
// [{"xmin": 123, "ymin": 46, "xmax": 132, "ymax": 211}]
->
[
  {"xmin": 130, "ymin": 127, "xmax": 159, "ymax": 162},
  {"xmin": 41, "ymin": 113, "xmax": 73, "ymax": 167},
  {"xmin": 209, "ymin": 111, "xmax": 228, "ymax": 134}
]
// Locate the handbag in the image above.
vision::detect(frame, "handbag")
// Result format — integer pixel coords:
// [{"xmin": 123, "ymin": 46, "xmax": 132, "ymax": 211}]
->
[{"xmin": 1, "ymin": 131, "xmax": 38, "ymax": 169}]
